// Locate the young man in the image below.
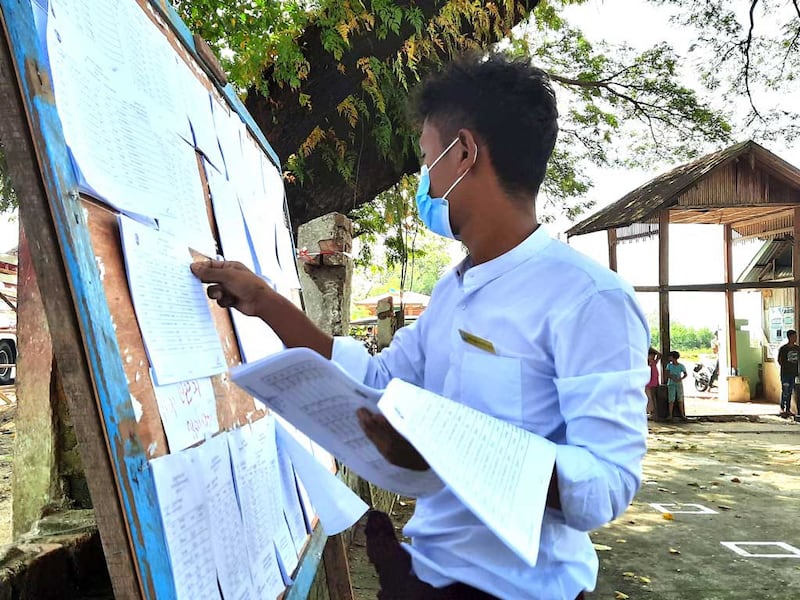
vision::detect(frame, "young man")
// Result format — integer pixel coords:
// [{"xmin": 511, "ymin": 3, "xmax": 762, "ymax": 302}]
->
[
  {"xmin": 777, "ymin": 329, "xmax": 800, "ymax": 418},
  {"xmin": 192, "ymin": 55, "xmax": 649, "ymax": 600},
  {"xmin": 665, "ymin": 351, "xmax": 687, "ymax": 422}
]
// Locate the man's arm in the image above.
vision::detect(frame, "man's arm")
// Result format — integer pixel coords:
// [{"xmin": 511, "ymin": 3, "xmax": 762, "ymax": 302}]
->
[
  {"xmin": 549, "ymin": 288, "xmax": 649, "ymax": 531},
  {"xmin": 191, "ymin": 260, "xmax": 333, "ymax": 357}
]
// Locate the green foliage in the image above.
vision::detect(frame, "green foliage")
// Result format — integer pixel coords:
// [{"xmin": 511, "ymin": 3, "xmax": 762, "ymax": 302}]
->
[
  {"xmin": 0, "ymin": 146, "xmax": 16, "ymax": 215},
  {"xmin": 649, "ymin": 317, "xmax": 715, "ymax": 352}
]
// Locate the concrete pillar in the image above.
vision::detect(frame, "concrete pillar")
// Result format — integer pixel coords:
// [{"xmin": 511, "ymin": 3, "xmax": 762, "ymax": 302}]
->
[
  {"xmin": 297, "ymin": 213, "xmax": 353, "ymax": 337},
  {"xmin": 375, "ymin": 297, "xmax": 396, "ymax": 350},
  {"xmin": 296, "ymin": 213, "xmax": 356, "ymax": 600}
]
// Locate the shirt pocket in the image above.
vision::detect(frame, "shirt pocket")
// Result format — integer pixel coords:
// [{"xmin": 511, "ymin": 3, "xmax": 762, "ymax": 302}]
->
[{"xmin": 459, "ymin": 351, "xmax": 523, "ymax": 425}]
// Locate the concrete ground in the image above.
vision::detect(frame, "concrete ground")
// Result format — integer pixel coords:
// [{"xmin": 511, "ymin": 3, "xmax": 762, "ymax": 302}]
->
[
  {"xmin": 589, "ymin": 418, "xmax": 799, "ymax": 599},
  {"xmin": 347, "ymin": 401, "xmax": 800, "ymax": 600}
]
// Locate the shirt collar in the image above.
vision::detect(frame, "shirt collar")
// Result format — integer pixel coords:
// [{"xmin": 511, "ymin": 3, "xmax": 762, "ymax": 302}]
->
[{"xmin": 454, "ymin": 225, "xmax": 552, "ymax": 293}]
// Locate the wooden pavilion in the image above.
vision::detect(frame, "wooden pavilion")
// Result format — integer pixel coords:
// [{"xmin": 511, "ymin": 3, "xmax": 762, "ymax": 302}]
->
[{"xmin": 567, "ymin": 140, "xmax": 800, "ymax": 400}]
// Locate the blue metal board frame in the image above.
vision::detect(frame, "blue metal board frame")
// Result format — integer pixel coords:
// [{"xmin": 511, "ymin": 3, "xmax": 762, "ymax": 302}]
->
[{"xmin": 0, "ymin": 0, "xmax": 329, "ymax": 598}]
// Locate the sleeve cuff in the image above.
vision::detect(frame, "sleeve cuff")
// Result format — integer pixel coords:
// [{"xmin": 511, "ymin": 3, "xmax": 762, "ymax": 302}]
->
[{"xmin": 331, "ymin": 336, "xmax": 373, "ymax": 384}]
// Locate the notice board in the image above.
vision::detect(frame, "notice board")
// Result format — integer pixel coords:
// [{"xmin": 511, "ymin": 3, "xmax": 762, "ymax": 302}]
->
[{"xmin": 0, "ymin": 0, "xmax": 344, "ymax": 598}]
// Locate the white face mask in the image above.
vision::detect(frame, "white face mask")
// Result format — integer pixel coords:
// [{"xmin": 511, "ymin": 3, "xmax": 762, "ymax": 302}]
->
[{"xmin": 415, "ymin": 137, "xmax": 478, "ymax": 239}]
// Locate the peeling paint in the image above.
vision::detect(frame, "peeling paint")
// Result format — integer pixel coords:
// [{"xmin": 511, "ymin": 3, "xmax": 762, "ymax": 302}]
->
[
  {"xmin": 126, "ymin": 354, "xmax": 133, "ymax": 363},
  {"xmin": 147, "ymin": 442, "xmax": 158, "ymax": 457},
  {"xmin": 130, "ymin": 394, "xmax": 144, "ymax": 422},
  {"xmin": 94, "ymin": 255, "xmax": 106, "ymax": 280},
  {"xmin": 135, "ymin": 371, "xmax": 141, "ymax": 383}
]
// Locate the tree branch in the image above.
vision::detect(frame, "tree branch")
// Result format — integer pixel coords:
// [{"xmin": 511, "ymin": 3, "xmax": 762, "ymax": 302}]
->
[{"xmin": 742, "ymin": 0, "xmax": 763, "ymax": 121}]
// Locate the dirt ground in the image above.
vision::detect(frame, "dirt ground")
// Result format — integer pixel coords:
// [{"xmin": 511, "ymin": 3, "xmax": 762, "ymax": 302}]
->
[
  {"xmin": 347, "ymin": 417, "xmax": 800, "ymax": 600},
  {"xmin": 1, "ymin": 389, "xmax": 796, "ymax": 599}
]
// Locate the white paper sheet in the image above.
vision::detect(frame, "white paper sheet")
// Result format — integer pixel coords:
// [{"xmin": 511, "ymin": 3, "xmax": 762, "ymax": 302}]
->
[
  {"xmin": 379, "ymin": 378, "xmax": 558, "ymax": 567},
  {"xmin": 152, "ymin": 377, "xmax": 220, "ymax": 452},
  {"xmin": 227, "ymin": 422, "xmax": 286, "ymax": 597},
  {"xmin": 183, "ymin": 72, "xmax": 225, "ymax": 170},
  {"xmin": 230, "ymin": 348, "xmax": 443, "ymax": 497},
  {"xmin": 275, "ymin": 434, "xmax": 311, "ymax": 555},
  {"xmin": 276, "ymin": 423, "xmax": 368, "ymax": 535},
  {"xmin": 275, "ymin": 222, "xmax": 302, "ymax": 295},
  {"xmin": 189, "ymin": 435, "xmax": 256, "ymax": 600},
  {"xmin": 46, "ymin": 0, "xmax": 197, "ymax": 218},
  {"xmin": 248, "ymin": 416, "xmax": 300, "ymax": 580},
  {"xmin": 205, "ymin": 162, "xmax": 284, "ymax": 362},
  {"xmin": 150, "ymin": 452, "xmax": 221, "ymax": 600},
  {"xmin": 153, "ymin": 138, "xmax": 217, "ymax": 256},
  {"xmin": 212, "ymin": 99, "xmax": 245, "ymax": 182},
  {"xmin": 118, "ymin": 216, "xmax": 227, "ymax": 385}
]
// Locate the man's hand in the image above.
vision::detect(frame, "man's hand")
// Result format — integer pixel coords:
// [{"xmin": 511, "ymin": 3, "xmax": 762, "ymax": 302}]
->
[
  {"xmin": 190, "ymin": 259, "xmax": 273, "ymax": 317},
  {"xmin": 356, "ymin": 408, "xmax": 429, "ymax": 471}
]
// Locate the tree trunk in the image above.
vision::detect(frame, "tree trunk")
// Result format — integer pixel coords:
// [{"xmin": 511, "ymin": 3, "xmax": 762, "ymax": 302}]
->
[{"xmin": 243, "ymin": 1, "xmax": 540, "ymax": 227}]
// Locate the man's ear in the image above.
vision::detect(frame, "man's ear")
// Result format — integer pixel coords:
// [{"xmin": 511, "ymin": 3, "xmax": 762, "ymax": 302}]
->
[{"xmin": 456, "ymin": 128, "xmax": 479, "ymax": 174}]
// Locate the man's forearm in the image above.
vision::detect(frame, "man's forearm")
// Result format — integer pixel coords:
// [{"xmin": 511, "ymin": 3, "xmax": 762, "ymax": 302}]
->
[{"xmin": 255, "ymin": 292, "xmax": 333, "ymax": 358}]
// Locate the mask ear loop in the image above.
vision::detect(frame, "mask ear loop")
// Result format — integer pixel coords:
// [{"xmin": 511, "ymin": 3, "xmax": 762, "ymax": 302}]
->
[
  {"xmin": 442, "ymin": 143, "xmax": 479, "ymax": 200},
  {"xmin": 428, "ymin": 137, "xmax": 460, "ymax": 171}
]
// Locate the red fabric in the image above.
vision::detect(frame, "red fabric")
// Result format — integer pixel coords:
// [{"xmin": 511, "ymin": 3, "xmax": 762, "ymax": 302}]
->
[{"xmin": 646, "ymin": 362, "xmax": 659, "ymax": 388}]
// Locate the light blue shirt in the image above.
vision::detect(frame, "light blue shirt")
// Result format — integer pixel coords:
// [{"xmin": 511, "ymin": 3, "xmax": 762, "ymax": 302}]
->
[{"xmin": 332, "ymin": 226, "xmax": 649, "ymax": 599}]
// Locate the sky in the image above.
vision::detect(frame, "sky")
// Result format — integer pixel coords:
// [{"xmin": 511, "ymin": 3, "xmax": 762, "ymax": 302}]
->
[
  {"xmin": 550, "ymin": 0, "xmax": 798, "ymax": 329},
  {"xmin": 1, "ymin": 0, "xmax": 795, "ymax": 329}
]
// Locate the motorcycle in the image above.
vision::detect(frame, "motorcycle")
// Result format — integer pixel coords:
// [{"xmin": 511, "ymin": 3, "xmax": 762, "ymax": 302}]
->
[{"xmin": 692, "ymin": 361, "xmax": 718, "ymax": 392}]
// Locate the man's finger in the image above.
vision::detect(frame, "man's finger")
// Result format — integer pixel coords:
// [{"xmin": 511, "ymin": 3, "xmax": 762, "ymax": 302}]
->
[
  {"xmin": 207, "ymin": 284, "xmax": 225, "ymax": 300},
  {"xmin": 191, "ymin": 259, "xmax": 235, "ymax": 283}
]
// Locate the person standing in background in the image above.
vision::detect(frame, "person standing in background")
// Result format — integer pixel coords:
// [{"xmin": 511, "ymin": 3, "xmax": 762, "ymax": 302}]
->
[
  {"xmin": 665, "ymin": 351, "xmax": 687, "ymax": 422},
  {"xmin": 645, "ymin": 348, "xmax": 661, "ymax": 420},
  {"xmin": 777, "ymin": 330, "xmax": 799, "ymax": 418}
]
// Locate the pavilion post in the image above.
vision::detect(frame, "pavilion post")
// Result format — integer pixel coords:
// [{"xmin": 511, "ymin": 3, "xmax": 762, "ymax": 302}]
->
[
  {"xmin": 723, "ymin": 224, "xmax": 738, "ymax": 374},
  {"xmin": 793, "ymin": 208, "xmax": 800, "ymax": 334},
  {"xmin": 607, "ymin": 228, "xmax": 618, "ymax": 272},
  {"xmin": 658, "ymin": 210, "xmax": 670, "ymax": 369}
]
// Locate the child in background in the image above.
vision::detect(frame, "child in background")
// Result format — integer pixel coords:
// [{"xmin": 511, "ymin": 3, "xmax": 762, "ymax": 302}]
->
[
  {"xmin": 666, "ymin": 351, "xmax": 688, "ymax": 422},
  {"xmin": 645, "ymin": 348, "xmax": 661, "ymax": 419}
]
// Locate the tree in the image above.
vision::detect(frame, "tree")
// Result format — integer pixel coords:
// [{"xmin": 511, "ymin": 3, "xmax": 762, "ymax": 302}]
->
[
  {"xmin": 0, "ymin": 144, "xmax": 16, "ymax": 214},
  {"xmin": 172, "ymin": 0, "xmax": 745, "ymax": 231},
  {"xmin": 649, "ymin": 0, "xmax": 800, "ymax": 141},
  {"xmin": 3, "ymin": 1, "xmax": 796, "ymax": 228}
]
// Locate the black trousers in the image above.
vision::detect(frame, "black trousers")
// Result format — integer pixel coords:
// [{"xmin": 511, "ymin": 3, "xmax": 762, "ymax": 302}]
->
[{"xmin": 365, "ymin": 510, "xmax": 586, "ymax": 600}]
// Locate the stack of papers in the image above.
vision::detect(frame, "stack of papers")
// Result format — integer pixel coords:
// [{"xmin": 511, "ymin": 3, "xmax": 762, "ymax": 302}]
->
[{"xmin": 231, "ymin": 347, "xmax": 558, "ymax": 567}]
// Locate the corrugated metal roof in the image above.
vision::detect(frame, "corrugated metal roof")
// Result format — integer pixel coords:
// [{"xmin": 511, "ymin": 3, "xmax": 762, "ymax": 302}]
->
[
  {"xmin": 567, "ymin": 140, "xmax": 800, "ymax": 237},
  {"xmin": 737, "ymin": 237, "xmax": 793, "ymax": 283}
]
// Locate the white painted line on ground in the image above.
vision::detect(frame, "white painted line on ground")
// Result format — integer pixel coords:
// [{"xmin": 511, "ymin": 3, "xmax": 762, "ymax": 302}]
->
[
  {"xmin": 650, "ymin": 503, "xmax": 718, "ymax": 514},
  {"xmin": 721, "ymin": 542, "xmax": 800, "ymax": 558}
]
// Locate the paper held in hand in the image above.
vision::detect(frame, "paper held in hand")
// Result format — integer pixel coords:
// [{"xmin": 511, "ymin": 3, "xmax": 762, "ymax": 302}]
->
[{"xmin": 230, "ymin": 347, "xmax": 557, "ymax": 566}]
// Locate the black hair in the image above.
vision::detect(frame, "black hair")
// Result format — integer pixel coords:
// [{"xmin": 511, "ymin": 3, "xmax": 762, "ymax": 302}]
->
[
  {"xmin": 413, "ymin": 53, "xmax": 558, "ymax": 199},
  {"xmin": 648, "ymin": 347, "xmax": 659, "ymax": 356},
  {"xmin": 788, "ymin": 330, "xmax": 797, "ymax": 338},
  {"xmin": 670, "ymin": 351, "xmax": 680, "ymax": 360}
]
